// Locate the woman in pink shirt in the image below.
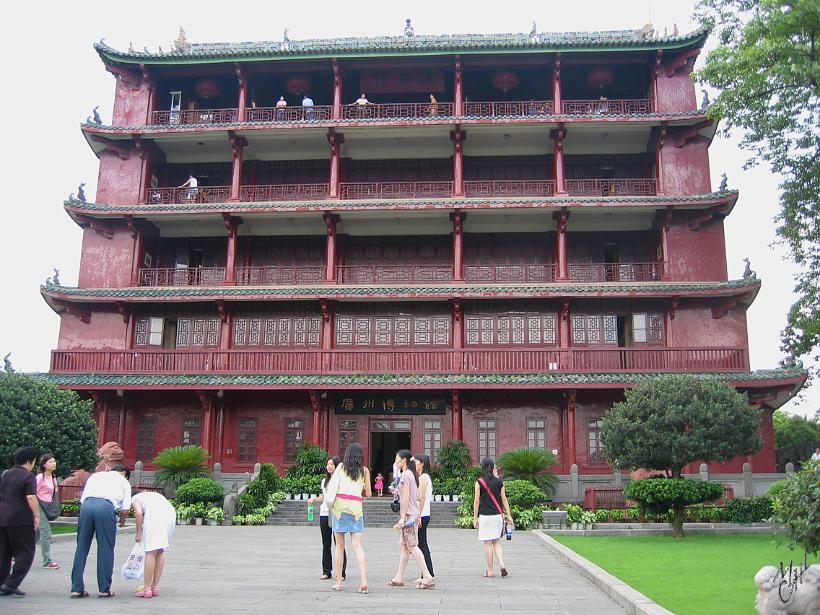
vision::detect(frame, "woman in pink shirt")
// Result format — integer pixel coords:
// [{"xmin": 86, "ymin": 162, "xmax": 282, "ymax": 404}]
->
[{"xmin": 35, "ymin": 454, "xmax": 59, "ymax": 569}]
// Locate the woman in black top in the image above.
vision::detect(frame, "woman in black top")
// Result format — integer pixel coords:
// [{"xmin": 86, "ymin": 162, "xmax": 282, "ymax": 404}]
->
[{"xmin": 472, "ymin": 457, "xmax": 513, "ymax": 578}]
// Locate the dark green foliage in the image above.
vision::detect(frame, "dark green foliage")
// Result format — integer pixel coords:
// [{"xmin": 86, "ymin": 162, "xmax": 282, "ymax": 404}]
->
[
  {"xmin": 173, "ymin": 477, "xmax": 224, "ymax": 505},
  {"xmin": 601, "ymin": 375, "xmax": 761, "ymax": 478},
  {"xmin": 772, "ymin": 410, "xmax": 820, "ymax": 452},
  {"xmin": 625, "ymin": 478, "xmax": 723, "ymax": 537},
  {"xmin": 151, "ymin": 445, "xmax": 210, "ymax": 488},
  {"xmin": 257, "ymin": 462, "xmax": 280, "ymax": 490},
  {"xmin": 497, "ymin": 447, "xmax": 559, "ymax": 495},
  {"xmin": 433, "ymin": 477, "xmax": 463, "ymax": 497},
  {"xmin": 695, "ymin": 1, "xmax": 820, "ymax": 368},
  {"xmin": 503, "ymin": 479, "xmax": 548, "ymax": 508},
  {"xmin": 766, "ymin": 480, "xmax": 789, "ymax": 500},
  {"xmin": 0, "ymin": 373, "xmax": 98, "ymax": 476},
  {"xmin": 723, "ymin": 497, "xmax": 773, "ymax": 524},
  {"xmin": 285, "ymin": 444, "xmax": 329, "ymax": 477},
  {"xmin": 238, "ymin": 463, "xmax": 280, "ymax": 513},
  {"xmin": 773, "ymin": 460, "xmax": 820, "ymax": 555},
  {"xmin": 280, "ymin": 474, "xmax": 323, "ymax": 495},
  {"xmin": 435, "ymin": 440, "xmax": 472, "ymax": 478}
]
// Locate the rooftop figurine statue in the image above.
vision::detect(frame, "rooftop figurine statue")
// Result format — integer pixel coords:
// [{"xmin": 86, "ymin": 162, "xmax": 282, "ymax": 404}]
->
[
  {"xmin": 719, "ymin": 173, "xmax": 728, "ymax": 191},
  {"xmin": 3, "ymin": 353, "xmax": 13, "ymax": 373},
  {"xmin": 701, "ymin": 89, "xmax": 710, "ymax": 109},
  {"xmin": 86, "ymin": 106, "xmax": 102, "ymax": 125},
  {"xmin": 743, "ymin": 258, "xmax": 757, "ymax": 280},
  {"xmin": 78, "ymin": 182, "xmax": 87, "ymax": 202},
  {"xmin": 404, "ymin": 19, "xmax": 414, "ymax": 37}
]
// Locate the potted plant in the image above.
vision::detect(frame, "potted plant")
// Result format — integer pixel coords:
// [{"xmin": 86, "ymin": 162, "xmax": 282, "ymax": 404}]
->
[
  {"xmin": 565, "ymin": 504, "xmax": 583, "ymax": 530},
  {"xmin": 581, "ymin": 510, "xmax": 596, "ymax": 530},
  {"xmin": 206, "ymin": 506, "xmax": 224, "ymax": 526}
]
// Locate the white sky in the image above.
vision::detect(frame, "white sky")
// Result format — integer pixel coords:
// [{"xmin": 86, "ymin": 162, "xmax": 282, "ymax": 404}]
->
[{"xmin": 1, "ymin": 0, "xmax": 816, "ymax": 416}]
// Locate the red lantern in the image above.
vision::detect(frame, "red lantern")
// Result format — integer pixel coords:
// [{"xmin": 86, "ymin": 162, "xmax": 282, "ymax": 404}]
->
[
  {"xmin": 194, "ymin": 78, "xmax": 221, "ymax": 100},
  {"xmin": 491, "ymin": 71, "xmax": 519, "ymax": 93},
  {"xmin": 586, "ymin": 67, "xmax": 615, "ymax": 89},
  {"xmin": 285, "ymin": 74, "xmax": 313, "ymax": 95}
]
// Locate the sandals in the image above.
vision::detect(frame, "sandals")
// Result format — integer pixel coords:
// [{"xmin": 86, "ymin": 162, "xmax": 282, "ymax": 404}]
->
[
  {"xmin": 358, "ymin": 585, "xmax": 369, "ymax": 594},
  {"xmin": 151, "ymin": 586, "xmax": 160, "ymax": 596},
  {"xmin": 416, "ymin": 579, "xmax": 436, "ymax": 590},
  {"xmin": 97, "ymin": 590, "xmax": 116, "ymax": 598},
  {"xmin": 143, "ymin": 588, "xmax": 153, "ymax": 599},
  {"xmin": 500, "ymin": 567, "xmax": 509, "ymax": 577},
  {"xmin": 70, "ymin": 591, "xmax": 89, "ymax": 599},
  {"xmin": 483, "ymin": 570, "xmax": 495, "ymax": 577},
  {"xmin": 320, "ymin": 574, "xmax": 332, "ymax": 580},
  {"xmin": 44, "ymin": 562, "xmax": 60, "ymax": 569},
  {"xmin": 387, "ymin": 579, "xmax": 405, "ymax": 587},
  {"xmin": 135, "ymin": 585, "xmax": 145, "ymax": 597}
]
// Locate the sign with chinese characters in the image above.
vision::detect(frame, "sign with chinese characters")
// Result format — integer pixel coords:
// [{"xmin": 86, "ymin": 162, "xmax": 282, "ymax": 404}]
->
[
  {"xmin": 334, "ymin": 396, "xmax": 447, "ymax": 415},
  {"xmin": 359, "ymin": 68, "xmax": 445, "ymax": 94}
]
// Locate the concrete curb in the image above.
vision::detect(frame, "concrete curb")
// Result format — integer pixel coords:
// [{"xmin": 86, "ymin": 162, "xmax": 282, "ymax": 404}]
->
[{"xmin": 533, "ymin": 530, "xmax": 674, "ymax": 615}]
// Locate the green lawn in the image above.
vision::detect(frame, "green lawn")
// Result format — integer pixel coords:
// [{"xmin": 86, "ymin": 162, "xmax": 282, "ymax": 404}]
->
[
  {"xmin": 50, "ymin": 523, "xmax": 78, "ymax": 535},
  {"xmin": 554, "ymin": 534, "xmax": 818, "ymax": 615}
]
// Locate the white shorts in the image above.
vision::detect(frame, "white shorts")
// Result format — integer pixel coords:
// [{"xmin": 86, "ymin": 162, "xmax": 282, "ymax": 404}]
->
[{"xmin": 477, "ymin": 514, "xmax": 504, "ymax": 541}]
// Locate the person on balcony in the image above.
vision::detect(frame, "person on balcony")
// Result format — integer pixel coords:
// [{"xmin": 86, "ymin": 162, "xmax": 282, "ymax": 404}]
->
[
  {"xmin": 428, "ymin": 94, "xmax": 438, "ymax": 117},
  {"xmin": 275, "ymin": 96, "xmax": 287, "ymax": 121},
  {"xmin": 178, "ymin": 175, "xmax": 198, "ymax": 202},
  {"xmin": 352, "ymin": 93, "xmax": 371, "ymax": 118},
  {"xmin": 596, "ymin": 96, "xmax": 610, "ymax": 114},
  {"xmin": 302, "ymin": 94, "xmax": 315, "ymax": 121}
]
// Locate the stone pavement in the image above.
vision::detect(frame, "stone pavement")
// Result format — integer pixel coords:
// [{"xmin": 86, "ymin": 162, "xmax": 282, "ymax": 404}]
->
[{"xmin": 5, "ymin": 526, "xmax": 625, "ymax": 614}]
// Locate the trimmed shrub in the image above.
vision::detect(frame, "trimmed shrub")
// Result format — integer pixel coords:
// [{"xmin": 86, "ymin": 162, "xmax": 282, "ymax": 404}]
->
[
  {"xmin": 773, "ymin": 460, "xmax": 820, "ymax": 555},
  {"xmin": 173, "ymin": 477, "xmax": 224, "ymax": 505},
  {"xmin": 280, "ymin": 474, "xmax": 323, "ymax": 495},
  {"xmin": 436, "ymin": 440, "xmax": 472, "ymax": 478},
  {"xmin": 766, "ymin": 480, "xmax": 789, "ymax": 499},
  {"xmin": 286, "ymin": 444, "xmax": 329, "ymax": 477},
  {"xmin": 625, "ymin": 478, "xmax": 723, "ymax": 537},
  {"xmin": 723, "ymin": 496, "xmax": 774, "ymax": 523},
  {"xmin": 504, "ymin": 480, "xmax": 548, "ymax": 508}
]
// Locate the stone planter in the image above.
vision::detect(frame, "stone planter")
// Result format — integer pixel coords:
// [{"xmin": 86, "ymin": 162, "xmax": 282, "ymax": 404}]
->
[
  {"xmin": 194, "ymin": 517, "xmax": 204, "ymax": 526},
  {"xmin": 207, "ymin": 519, "xmax": 220, "ymax": 526},
  {"xmin": 584, "ymin": 523, "xmax": 593, "ymax": 531},
  {"xmin": 571, "ymin": 522, "xmax": 581, "ymax": 530},
  {"xmin": 452, "ymin": 495, "xmax": 460, "ymax": 502},
  {"xmin": 300, "ymin": 493, "xmax": 308, "ymax": 500}
]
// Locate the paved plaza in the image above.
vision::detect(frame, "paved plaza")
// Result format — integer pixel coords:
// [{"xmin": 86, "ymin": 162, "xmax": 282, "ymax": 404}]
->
[{"xmin": 5, "ymin": 526, "xmax": 625, "ymax": 614}]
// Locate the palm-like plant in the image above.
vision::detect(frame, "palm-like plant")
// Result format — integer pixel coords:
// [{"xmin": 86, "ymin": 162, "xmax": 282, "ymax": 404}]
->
[
  {"xmin": 152, "ymin": 445, "xmax": 210, "ymax": 489},
  {"xmin": 497, "ymin": 447, "xmax": 559, "ymax": 496}
]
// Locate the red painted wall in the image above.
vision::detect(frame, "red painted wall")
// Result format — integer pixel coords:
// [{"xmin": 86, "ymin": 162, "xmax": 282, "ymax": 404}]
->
[
  {"xmin": 77, "ymin": 226, "xmax": 135, "ymax": 288},
  {"xmin": 112, "ymin": 75, "xmax": 151, "ymax": 126},
  {"xmin": 660, "ymin": 138, "xmax": 711, "ymax": 195},
  {"xmin": 96, "ymin": 149, "xmax": 143, "ymax": 205},
  {"xmin": 655, "ymin": 70, "xmax": 697, "ymax": 114},
  {"xmin": 57, "ymin": 309, "xmax": 127, "ymax": 349},
  {"xmin": 668, "ymin": 303, "xmax": 749, "ymax": 350},
  {"xmin": 666, "ymin": 216, "xmax": 728, "ymax": 281}
]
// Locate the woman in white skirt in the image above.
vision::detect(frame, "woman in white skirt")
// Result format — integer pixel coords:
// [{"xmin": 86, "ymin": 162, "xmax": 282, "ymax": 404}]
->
[
  {"xmin": 472, "ymin": 458, "xmax": 513, "ymax": 578},
  {"xmin": 131, "ymin": 491, "xmax": 176, "ymax": 598}
]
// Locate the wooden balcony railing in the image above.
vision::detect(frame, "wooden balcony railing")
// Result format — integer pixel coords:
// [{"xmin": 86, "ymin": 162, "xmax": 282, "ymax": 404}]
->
[
  {"xmin": 236, "ymin": 266, "xmax": 324, "ymax": 286},
  {"xmin": 339, "ymin": 181, "xmax": 454, "ymax": 200},
  {"xmin": 240, "ymin": 184, "xmax": 329, "ymax": 202},
  {"xmin": 463, "ymin": 100, "xmax": 555, "ymax": 118},
  {"xmin": 464, "ymin": 180, "xmax": 556, "ymax": 198},
  {"xmin": 564, "ymin": 178, "xmax": 657, "ymax": 197},
  {"xmin": 337, "ymin": 265, "xmax": 452, "ymax": 284},
  {"xmin": 341, "ymin": 103, "xmax": 454, "ymax": 120},
  {"xmin": 562, "ymin": 99, "xmax": 654, "ymax": 115},
  {"xmin": 138, "ymin": 267, "xmax": 226, "ymax": 287},
  {"xmin": 465, "ymin": 264, "xmax": 557, "ymax": 283},
  {"xmin": 246, "ymin": 106, "xmax": 332, "ymax": 123},
  {"xmin": 151, "ymin": 108, "xmax": 238, "ymax": 125},
  {"xmin": 50, "ymin": 347, "xmax": 749, "ymax": 375},
  {"xmin": 146, "ymin": 186, "xmax": 232, "ymax": 204},
  {"xmin": 568, "ymin": 262, "xmax": 662, "ymax": 283}
]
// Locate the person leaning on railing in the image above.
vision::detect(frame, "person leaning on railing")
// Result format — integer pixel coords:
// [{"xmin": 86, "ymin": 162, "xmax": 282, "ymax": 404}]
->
[{"xmin": 275, "ymin": 96, "xmax": 287, "ymax": 120}]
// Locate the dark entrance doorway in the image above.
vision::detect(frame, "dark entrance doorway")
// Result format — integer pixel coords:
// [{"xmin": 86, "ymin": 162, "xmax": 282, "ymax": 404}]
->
[{"xmin": 370, "ymin": 430, "xmax": 411, "ymax": 487}]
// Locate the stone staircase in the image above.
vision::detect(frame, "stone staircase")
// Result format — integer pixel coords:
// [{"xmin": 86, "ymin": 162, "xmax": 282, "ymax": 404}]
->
[{"xmin": 267, "ymin": 497, "xmax": 461, "ymax": 527}]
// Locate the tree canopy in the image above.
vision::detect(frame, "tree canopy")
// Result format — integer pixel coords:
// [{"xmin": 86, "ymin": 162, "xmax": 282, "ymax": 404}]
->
[
  {"xmin": 695, "ymin": 0, "xmax": 820, "ymax": 371},
  {"xmin": 0, "ymin": 373, "xmax": 98, "ymax": 476},
  {"xmin": 773, "ymin": 409, "xmax": 820, "ymax": 450},
  {"xmin": 600, "ymin": 374, "xmax": 762, "ymax": 477}
]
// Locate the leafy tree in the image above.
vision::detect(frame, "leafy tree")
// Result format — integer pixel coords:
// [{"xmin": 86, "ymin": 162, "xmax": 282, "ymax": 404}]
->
[
  {"xmin": 600, "ymin": 374, "xmax": 762, "ymax": 478},
  {"xmin": 695, "ymin": 1, "xmax": 820, "ymax": 368},
  {"xmin": 0, "ymin": 373, "xmax": 98, "ymax": 476},
  {"xmin": 152, "ymin": 445, "xmax": 210, "ymax": 489},
  {"xmin": 285, "ymin": 443, "xmax": 329, "ymax": 477},
  {"xmin": 497, "ymin": 447, "xmax": 559, "ymax": 496},
  {"xmin": 625, "ymin": 478, "xmax": 723, "ymax": 537},
  {"xmin": 772, "ymin": 409, "xmax": 820, "ymax": 450},
  {"xmin": 773, "ymin": 460, "xmax": 820, "ymax": 555},
  {"xmin": 435, "ymin": 440, "xmax": 472, "ymax": 478}
]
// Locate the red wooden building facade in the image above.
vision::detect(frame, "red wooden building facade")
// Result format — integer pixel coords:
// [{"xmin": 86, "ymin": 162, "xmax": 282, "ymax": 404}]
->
[{"xmin": 44, "ymin": 26, "xmax": 805, "ymax": 480}]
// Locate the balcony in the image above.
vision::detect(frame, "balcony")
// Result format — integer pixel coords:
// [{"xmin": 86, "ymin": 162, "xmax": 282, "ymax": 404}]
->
[
  {"xmin": 138, "ymin": 267, "xmax": 226, "ymax": 286},
  {"xmin": 240, "ymin": 184, "xmax": 329, "ymax": 202},
  {"xmin": 151, "ymin": 108, "xmax": 238, "ymax": 125},
  {"xmin": 337, "ymin": 265, "xmax": 452, "ymax": 284},
  {"xmin": 341, "ymin": 102, "xmax": 454, "ymax": 120},
  {"xmin": 235, "ymin": 266, "xmax": 324, "ymax": 286},
  {"xmin": 568, "ymin": 262, "xmax": 661, "ymax": 283},
  {"xmin": 147, "ymin": 186, "xmax": 231, "ymax": 204},
  {"xmin": 463, "ymin": 100, "xmax": 555, "ymax": 118},
  {"xmin": 246, "ymin": 106, "xmax": 332, "ymax": 123},
  {"xmin": 464, "ymin": 264, "xmax": 556, "ymax": 283},
  {"xmin": 338, "ymin": 181, "xmax": 454, "ymax": 200},
  {"xmin": 50, "ymin": 347, "xmax": 749, "ymax": 375},
  {"xmin": 464, "ymin": 180, "xmax": 555, "ymax": 198},
  {"xmin": 564, "ymin": 178, "xmax": 657, "ymax": 197},
  {"xmin": 562, "ymin": 99, "xmax": 654, "ymax": 115}
]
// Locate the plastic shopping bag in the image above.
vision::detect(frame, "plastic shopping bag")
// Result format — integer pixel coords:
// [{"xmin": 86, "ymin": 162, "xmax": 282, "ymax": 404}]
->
[{"xmin": 121, "ymin": 543, "xmax": 145, "ymax": 581}]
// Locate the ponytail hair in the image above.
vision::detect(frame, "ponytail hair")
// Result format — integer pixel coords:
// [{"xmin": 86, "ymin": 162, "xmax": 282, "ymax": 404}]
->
[{"xmin": 396, "ymin": 449, "xmax": 418, "ymax": 486}]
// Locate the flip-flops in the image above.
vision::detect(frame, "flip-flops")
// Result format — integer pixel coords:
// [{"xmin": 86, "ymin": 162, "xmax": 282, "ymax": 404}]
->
[
  {"xmin": 387, "ymin": 579, "xmax": 405, "ymax": 586},
  {"xmin": 483, "ymin": 570, "xmax": 495, "ymax": 577},
  {"xmin": 98, "ymin": 591, "xmax": 116, "ymax": 598},
  {"xmin": 500, "ymin": 567, "xmax": 509, "ymax": 577},
  {"xmin": 70, "ymin": 591, "xmax": 90, "ymax": 599}
]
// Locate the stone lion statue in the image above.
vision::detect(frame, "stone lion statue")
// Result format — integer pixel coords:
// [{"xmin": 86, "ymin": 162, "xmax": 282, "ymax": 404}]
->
[{"xmin": 755, "ymin": 564, "xmax": 820, "ymax": 614}]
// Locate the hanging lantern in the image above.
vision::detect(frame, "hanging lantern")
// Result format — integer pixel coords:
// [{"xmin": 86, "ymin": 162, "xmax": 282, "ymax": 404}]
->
[
  {"xmin": 285, "ymin": 74, "xmax": 313, "ymax": 95},
  {"xmin": 194, "ymin": 78, "xmax": 221, "ymax": 100},
  {"xmin": 586, "ymin": 66, "xmax": 615, "ymax": 89},
  {"xmin": 491, "ymin": 70, "xmax": 519, "ymax": 93}
]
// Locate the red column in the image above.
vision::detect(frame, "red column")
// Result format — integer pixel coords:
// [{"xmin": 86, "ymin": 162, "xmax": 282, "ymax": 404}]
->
[
  {"xmin": 553, "ymin": 208, "xmax": 569, "ymax": 280},
  {"xmin": 451, "ymin": 390, "xmax": 463, "ymax": 442},
  {"xmin": 565, "ymin": 390, "xmax": 577, "ymax": 470},
  {"xmin": 223, "ymin": 214, "xmax": 240, "ymax": 284},
  {"xmin": 93, "ymin": 393, "xmax": 108, "ymax": 448},
  {"xmin": 451, "ymin": 129, "xmax": 465, "ymax": 196},
  {"xmin": 332, "ymin": 59, "xmax": 343, "ymax": 120},
  {"xmin": 454, "ymin": 55, "xmax": 464, "ymax": 116},
  {"xmin": 229, "ymin": 132, "xmax": 246, "ymax": 202},
  {"xmin": 451, "ymin": 210, "xmax": 465, "ymax": 281},
  {"xmin": 552, "ymin": 53, "xmax": 562, "ymax": 114},
  {"xmin": 320, "ymin": 299, "xmax": 334, "ymax": 374},
  {"xmin": 140, "ymin": 65, "xmax": 156, "ymax": 124},
  {"xmin": 552, "ymin": 126, "xmax": 567, "ymax": 195},
  {"xmin": 236, "ymin": 64, "xmax": 248, "ymax": 122},
  {"xmin": 218, "ymin": 301, "xmax": 233, "ymax": 349},
  {"xmin": 328, "ymin": 129, "xmax": 344, "ymax": 198},
  {"xmin": 655, "ymin": 123, "xmax": 667, "ymax": 196},
  {"xmin": 323, "ymin": 213, "xmax": 339, "ymax": 283},
  {"xmin": 659, "ymin": 206, "xmax": 672, "ymax": 280},
  {"xmin": 117, "ymin": 400, "xmax": 126, "ymax": 446},
  {"xmin": 127, "ymin": 217, "xmax": 143, "ymax": 286},
  {"xmin": 310, "ymin": 392, "xmax": 322, "ymax": 445},
  {"xmin": 558, "ymin": 300, "xmax": 571, "ymax": 350},
  {"xmin": 451, "ymin": 299, "xmax": 464, "ymax": 372},
  {"xmin": 198, "ymin": 392, "xmax": 213, "ymax": 457}
]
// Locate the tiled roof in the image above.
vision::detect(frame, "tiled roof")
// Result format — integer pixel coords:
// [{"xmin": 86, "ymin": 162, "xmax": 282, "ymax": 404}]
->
[
  {"xmin": 63, "ymin": 191, "xmax": 739, "ymax": 216},
  {"xmin": 35, "ymin": 368, "xmax": 806, "ymax": 389},
  {"xmin": 41, "ymin": 277, "xmax": 760, "ymax": 302},
  {"xmin": 95, "ymin": 28, "xmax": 708, "ymax": 64}
]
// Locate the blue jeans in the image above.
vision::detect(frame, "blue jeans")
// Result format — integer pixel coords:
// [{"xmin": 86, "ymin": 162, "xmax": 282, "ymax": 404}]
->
[{"xmin": 70, "ymin": 498, "xmax": 117, "ymax": 593}]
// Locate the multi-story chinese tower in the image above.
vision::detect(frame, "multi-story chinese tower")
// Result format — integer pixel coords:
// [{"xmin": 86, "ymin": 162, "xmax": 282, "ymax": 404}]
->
[{"xmin": 43, "ymin": 24, "xmax": 805, "ymax": 490}]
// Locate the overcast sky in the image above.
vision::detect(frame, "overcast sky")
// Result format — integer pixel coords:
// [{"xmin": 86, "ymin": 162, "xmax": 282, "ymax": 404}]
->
[{"xmin": 1, "ymin": 0, "xmax": 816, "ymax": 416}]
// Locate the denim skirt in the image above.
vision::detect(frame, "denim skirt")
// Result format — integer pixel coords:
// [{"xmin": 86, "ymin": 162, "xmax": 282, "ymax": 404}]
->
[{"xmin": 332, "ymin": 512, "xmax": 364, "ymax": 533}]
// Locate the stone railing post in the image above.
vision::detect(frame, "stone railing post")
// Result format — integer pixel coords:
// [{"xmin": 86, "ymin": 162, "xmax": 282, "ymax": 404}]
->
[
  {"xmin": 133, "ymin": 460, "xmax": 143, "ymax": 486},
  {"xmin": 253, "ymin": 463, "xmax": 261, "ymax": 478},
  {"xmin": 699, "ymin": 463, "xmax": 708, "ymax": 481},
  {"xmin": 785, "ymin": 461, "xmax": 795, "ymax": 477},
  {"xmin": 742, "ymin": 462, "xmax": 753, "ymax": 496},
  {"xmin": 570, "ymin": 464, "xmax": 580, "ymax": 501},
  {"xmin": 212, "ymin": 462, "xmax": 222, "ymax": 483},
  {"xmin": 613, "ymin": 471, "xmax": 622, "ymax": 487}
]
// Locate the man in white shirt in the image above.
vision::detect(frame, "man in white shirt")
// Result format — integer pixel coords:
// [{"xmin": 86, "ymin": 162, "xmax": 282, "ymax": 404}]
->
[
  {"xmin": 354, "ymin": 93, "xmax": 371, "ymax": 118},
  {"xmin": 302, "ymin": 94, "xmax": 315, "ymax": 121},
  {"xmin": 178, "ymin": 174, "xmax": 198, "ymax": 201},
  {"xmin": 811, "ymin": 447, "xmax": 820, "ymax": 462},
  {"xmin": 70, "ymin": 465, "xmax": 132, "ymax": 598}
]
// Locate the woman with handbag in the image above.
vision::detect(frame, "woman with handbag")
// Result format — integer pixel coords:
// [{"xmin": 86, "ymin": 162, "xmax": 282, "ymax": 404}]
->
[
  {"xmin": 35, "ymin": 454, "xmax": 60, "ymax": 570},
  {"xmin": 472, "ymin": 457, "xmax": 513, "ymax": 578},
  {"xmin": 413, "ymin": 453, "xmax": 435, "ymax": 580},
  {"xmin": 308, "ymin": 456, "xmax": 346, "ymax": 581}
]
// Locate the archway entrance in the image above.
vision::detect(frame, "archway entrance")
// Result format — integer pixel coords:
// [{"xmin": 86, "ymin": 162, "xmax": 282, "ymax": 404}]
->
[{"xmin": 369, "ymin": 419, "xmax": 412, "ymax": 488}]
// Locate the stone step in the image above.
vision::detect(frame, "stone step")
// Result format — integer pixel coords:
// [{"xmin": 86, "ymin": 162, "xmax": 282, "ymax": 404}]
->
[{"xmin": 266, "ymin": 499, "xmax": 462, "ymax": 527}]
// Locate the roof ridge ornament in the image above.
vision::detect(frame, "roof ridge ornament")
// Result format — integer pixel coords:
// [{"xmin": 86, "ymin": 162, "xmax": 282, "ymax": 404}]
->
[
  {"xmin": 174, "ymin": 26, "xmax": 190, "ymax": 53},
  {"xmin": 637, "ymin": 23, "xmax": 654, "ymax": 39},
  {"xmin": 281, "ymin": 29, "xmax": 291, "ymax": 51},
  {"xmin": 529, "ymin": 21, "xmax": 541, "ymax": 43},
  {"xmin": 404, "ymin": 19, "xmax": 414, "ymax": 37}
]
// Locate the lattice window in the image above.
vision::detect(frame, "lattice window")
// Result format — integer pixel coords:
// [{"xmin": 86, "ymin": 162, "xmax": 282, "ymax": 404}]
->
[
  {"xmin": 134, "ymin": 317, "xmax": 164, "ymax": 348},
  {"xmin": 137, "ymin": 417, "xmax": 156, "ymax": 462},
  {"xmin": 335, "ymin": 306, "xmax": 450, "ymax": 348},
  {"xmin": 465, "ymin": 307, "xmax": 557, "ymax": 346},
  {"xmin": 632, "ymin": 313, "xmax": 664, "ymax": 344},
  {"xmin": 175, "ymin": 317, "xmax": 220, "ymax": 348},
  {"xmin": 587, "ymin": 418, "xmax": 604, "ymax": 464},
  {"xmin": 233, "ymin": 314, "xmax": 321, "ymax": 348},
  {"xmin": 571, "ymin": 314, "xmax": 617, "ymax": 346},
  {"xmin": 527, "ymin": 418, "xmax": 547, "ymax": 449},
  {"xmin": 182, "ymin": 417, "xmax": 201, "ymax": 446},
  {"xmin": 478, "ymin": 419, "xmax": 497, "ymax": 460},
  {"xmin": 284, "ymin": 418, "xmax": 304, "ymax": 463},
  {"xmin": 338, "ymin": 420, "xmax": 358, "ymax": 456},
  {"xmin": 238, "ymin": 418, "xmax": 257, "ymax": 463},
  {"xmin": 423, "ymin": 419, "xmax": 442, "ymax": 463}
]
